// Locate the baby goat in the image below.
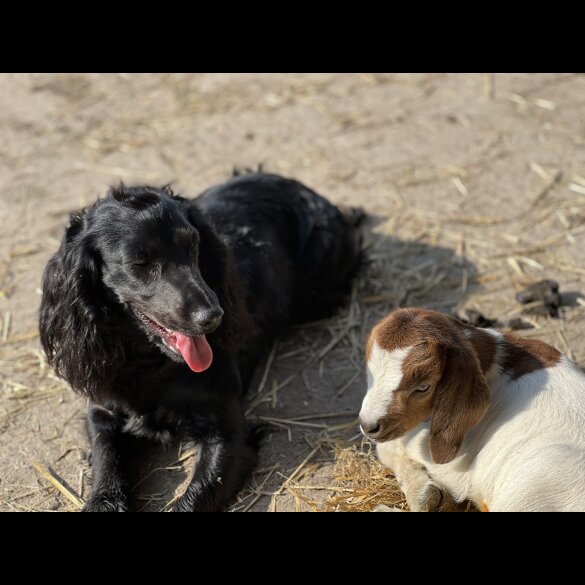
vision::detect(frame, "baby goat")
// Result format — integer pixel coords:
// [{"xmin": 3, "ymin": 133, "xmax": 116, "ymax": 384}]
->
[{"xmin": 359, "ymin": 308, "xmax": 585, "ymax": 512}]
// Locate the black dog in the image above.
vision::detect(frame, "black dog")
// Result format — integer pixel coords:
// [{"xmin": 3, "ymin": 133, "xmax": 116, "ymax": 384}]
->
[{"xmin": 40, "ymin": 172, "xmax": 362, "ymax": 511}]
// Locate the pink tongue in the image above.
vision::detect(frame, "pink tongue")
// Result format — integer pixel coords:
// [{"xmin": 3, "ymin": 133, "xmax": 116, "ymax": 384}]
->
[{"xmin": 174, "ymin": 333, "xmax": 213, "ymax": 373}]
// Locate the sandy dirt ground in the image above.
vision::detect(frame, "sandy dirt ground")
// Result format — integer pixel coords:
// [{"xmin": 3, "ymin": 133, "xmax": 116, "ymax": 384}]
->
[{"xmin": 2, "ymin": 73, "xmax": 585, "ymax": 512}]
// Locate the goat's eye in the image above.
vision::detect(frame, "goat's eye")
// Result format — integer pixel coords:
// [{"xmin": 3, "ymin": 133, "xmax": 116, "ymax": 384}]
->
[
  {"xmin": 133, "ymin": 257, "xmax": 149, "ymax": 267},
  {"xmin": 415, "ymin": 383, "xmax": 431, "ymax": 393}
]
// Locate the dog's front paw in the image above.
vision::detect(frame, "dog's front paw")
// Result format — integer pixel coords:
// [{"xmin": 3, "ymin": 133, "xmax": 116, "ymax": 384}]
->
[{"xmin": 82, "ymin": 490, "xmax": 130, "ymax": 512}]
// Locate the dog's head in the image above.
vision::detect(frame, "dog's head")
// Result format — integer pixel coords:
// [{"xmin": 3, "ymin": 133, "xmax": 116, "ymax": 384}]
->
[
  {"xmin": 97, "ymin": 185, "xmax": 226, "ymax": 372},
  {"xmin": 40, "ymin": 184, "xmax": 251, "ymax": 396}
]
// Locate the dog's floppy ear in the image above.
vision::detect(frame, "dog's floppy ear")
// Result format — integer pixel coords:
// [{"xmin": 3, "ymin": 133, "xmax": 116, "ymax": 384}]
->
[
  {"xmin": 39, "ymin": 208, "xmax": 123, "ymax": 398},
  {"xmin": 184, "ymin": 203, "xmax": 253, "ymax": 353},
  {"xmin": 429, "ymin": 341, "xmax": 490, "ymax": 464}
]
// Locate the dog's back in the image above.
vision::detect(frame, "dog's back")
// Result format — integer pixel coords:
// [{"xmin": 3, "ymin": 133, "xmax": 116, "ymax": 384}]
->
[{"xmin": 197, "ymin": 172, "xmax": 363, "ymax": 334}]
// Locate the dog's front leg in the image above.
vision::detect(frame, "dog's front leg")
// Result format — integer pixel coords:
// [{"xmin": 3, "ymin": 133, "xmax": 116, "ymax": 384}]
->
[
  {"xmin": 83, "ymin": 404, "xmax": 131, "ymax": 512},
  {"xmin": 173, "ymin": 414, "xmax": 258, "ymax": 512}
]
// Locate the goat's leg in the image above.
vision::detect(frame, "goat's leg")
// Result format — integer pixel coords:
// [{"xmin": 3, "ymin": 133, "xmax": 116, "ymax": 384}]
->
[{"xmin": 376, "ymin": 440, "xmax": 445, "ymax": 512}]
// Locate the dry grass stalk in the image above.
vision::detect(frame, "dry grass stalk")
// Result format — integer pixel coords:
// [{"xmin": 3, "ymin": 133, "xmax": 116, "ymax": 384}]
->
[
  {"xmin": 241, "ymin": 467, "xmax": 278, "ymax": 512},
  {"xmin": 2, "ymin": 312, "xmax": 11, "ymax": 342},
  {"xmin": 484, "ymin": 73, "xmax": 495, "ymax": 100},
  {"xmin": 529, "ymin": 162, "xmax": 551, "ymax": 182},
  {"xmin": 336, "ymin": 370, "xmax": 363, "ymax": 397},
  {"xmin": 269, "ymin": 445, "xmax": 321, "ymax": 512},
  {"xmin": 31, "ymin": 461, "xmax": 84, "ymax": 509},
  {"xmin": 252, "ymin": 342, "xmax": 277, "ymax": 398}
]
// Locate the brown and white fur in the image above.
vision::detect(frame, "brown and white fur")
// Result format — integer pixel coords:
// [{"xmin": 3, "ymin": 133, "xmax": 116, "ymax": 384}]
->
[{"xmin": 359, "ymin": 308, "xmax": 585, "ymax": 512}]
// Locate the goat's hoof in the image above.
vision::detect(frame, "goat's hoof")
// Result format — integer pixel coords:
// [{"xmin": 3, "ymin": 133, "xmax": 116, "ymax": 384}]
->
[
  {"xmin": 417, "ymin": 483, "xmax": 444, "ymax": 512},
  {"xmin": 373, "ymin": 504, "xmax": 404, "ymax": 512}
]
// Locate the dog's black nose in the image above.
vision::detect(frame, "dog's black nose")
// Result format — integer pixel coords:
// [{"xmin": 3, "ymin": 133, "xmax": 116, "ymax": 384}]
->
[
  {"xmin": 195, "ymin": 307, "xmax": 224, "ymax": 332},
  {"xmin": 359, "ymin": 419, "xmax": 381, "ymax": 437}
]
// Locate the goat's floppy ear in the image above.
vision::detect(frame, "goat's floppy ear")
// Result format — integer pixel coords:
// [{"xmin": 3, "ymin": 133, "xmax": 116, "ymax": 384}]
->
[
  {"xmin": 39, "ymin": 209, "xmax": 121, "ymax": 398},
  {"xmin": 429, "ymin": 342, "xmax": 490, "ymax": 464},
  {"xmin": 184, "ymin": 204, "xmax": 253, "ymax": 353}
]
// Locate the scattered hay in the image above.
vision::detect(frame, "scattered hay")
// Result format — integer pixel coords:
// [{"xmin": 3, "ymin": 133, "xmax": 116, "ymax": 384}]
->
[{"xmin": 324, "ymin": 444, "xmax": 406, "ymax": 512}]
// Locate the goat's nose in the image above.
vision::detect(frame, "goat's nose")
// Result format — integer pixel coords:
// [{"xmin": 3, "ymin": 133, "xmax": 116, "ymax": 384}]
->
[
  {"xmin": 194, "ymin": 307, "xmax": 224, "ymax": 332},
  {"xmin": 359, "ymin": 418, "xmax": 381, "ymax": 437}
]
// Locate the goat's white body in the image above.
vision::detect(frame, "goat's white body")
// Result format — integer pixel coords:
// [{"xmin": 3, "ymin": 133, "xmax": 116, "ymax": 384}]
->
[{"xmin": 378, "ymin": 354, "xmax": 585, "ymax": 511}]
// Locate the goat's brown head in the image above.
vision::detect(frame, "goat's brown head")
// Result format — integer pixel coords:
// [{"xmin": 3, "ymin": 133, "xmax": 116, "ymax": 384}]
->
[{"xmin": 359, "ymin": 308, "xmax": 491, "ymax": 464}]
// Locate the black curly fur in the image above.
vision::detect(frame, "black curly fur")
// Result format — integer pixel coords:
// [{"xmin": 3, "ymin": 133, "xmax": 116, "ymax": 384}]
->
[{"xmin": 39, "ymin": 172, "xmax": 363, "ymax": 512}]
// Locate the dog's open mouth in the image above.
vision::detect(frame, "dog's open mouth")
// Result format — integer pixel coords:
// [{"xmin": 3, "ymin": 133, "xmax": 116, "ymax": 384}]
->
[{"xmin": 132, "ymin": 307, "xmax": 213, "ymax": 373}]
